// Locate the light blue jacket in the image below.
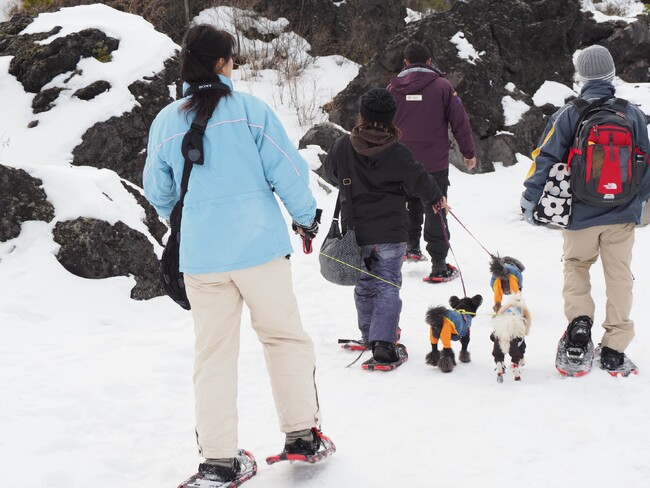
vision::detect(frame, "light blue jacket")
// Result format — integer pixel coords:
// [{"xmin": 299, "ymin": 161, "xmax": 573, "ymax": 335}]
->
[
  {"xmin": 143, "ymin": 77, "xmax": 317, "ymax": 274},
  {"xmin": 523, "ymin": 80, "xmax": 650, "ymax": 230}
]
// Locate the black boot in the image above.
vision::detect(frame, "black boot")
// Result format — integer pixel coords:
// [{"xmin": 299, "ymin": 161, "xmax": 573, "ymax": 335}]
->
[
  {"xmin": 600, "ymin": 346, "xmax": 624, "ymax": 371},
  {"xmin": 567, "ymin": 316, "xmax": 593, "ymax": 348},
  {"xmin": 372, "ymin": 341, "xmax": 399, "ymax": 363},
  {"xmin": 199, "ymin": 457, "xmax": 240, "ymax": 482},
  {"xmin": 284, "ymin": 428, "xmax": 321, "ymax": 456}
]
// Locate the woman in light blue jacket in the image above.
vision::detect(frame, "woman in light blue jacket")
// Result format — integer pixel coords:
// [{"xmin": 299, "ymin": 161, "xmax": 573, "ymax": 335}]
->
[{"xmin": 144, "ymin": 25, "xmax": 331, "ymax": 484}]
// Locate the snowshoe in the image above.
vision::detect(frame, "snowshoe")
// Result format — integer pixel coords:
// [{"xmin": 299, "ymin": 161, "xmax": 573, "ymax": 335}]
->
[
  {"xmin": 178, "ymin": 450, "xmax": 257, "ymax": 488},
  {"xmin": 404, "ymin": 248, "xmax": 427, "ymax": 262},
  {"xmin": 265, "ymin": 428, "xmax": 336, "ymax": 465},
  {"xmin": 423, "ymin": 264, "xmax": 459, "ymax": 284},
  {"xmin": 596, "ymin": 345, "xmax": 638, "ymax": 377},
  {"xmin": 361, "ymin": 343, "xmax": 408, "ymax": 371},
  {"xmin": 555, "ymin": 332, "xmax": 594, "ymax": 377}
]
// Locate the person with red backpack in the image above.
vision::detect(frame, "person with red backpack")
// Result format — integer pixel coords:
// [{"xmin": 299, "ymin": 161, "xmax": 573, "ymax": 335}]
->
[{"xmin": 521, "ymin": 45, "xmax": 650, "ymax": 376}]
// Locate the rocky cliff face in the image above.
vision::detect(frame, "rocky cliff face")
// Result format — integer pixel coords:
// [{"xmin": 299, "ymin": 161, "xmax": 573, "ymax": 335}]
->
[
  {"xmin": 251, "ymin": 0, "xmax": 406, "ymax": 64},
  {"xmin": 326, "ymin": 0, "xmax": 650, "ymax": 172}
]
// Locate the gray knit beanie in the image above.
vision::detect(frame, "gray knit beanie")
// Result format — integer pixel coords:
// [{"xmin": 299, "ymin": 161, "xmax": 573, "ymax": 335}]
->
[{"xmin": 575, "ymin": 45, "xmax": 615, "ymax": 83}]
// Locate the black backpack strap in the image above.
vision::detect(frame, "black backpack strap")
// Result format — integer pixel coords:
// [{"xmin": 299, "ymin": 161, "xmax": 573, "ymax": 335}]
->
[
  {"xmin": 570, "ymin": 95, "xmax": 612, "ymax": 118},
  {"xmin": 570, "ymin": 97, "xmax": 589, "ymax": 113},
  {"xmin": 610, "ymin": 97, "xmax": 629, "ymax": 113},
  {"xmin": 569, "ymin": 96, "xmax": 613, "ymax": 142}
]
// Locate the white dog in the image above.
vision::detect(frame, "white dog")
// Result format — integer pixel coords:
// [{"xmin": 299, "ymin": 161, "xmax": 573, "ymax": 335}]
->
[{"xmin": 490, "ymin": 292, "xmax": 531, "ymax": 382}]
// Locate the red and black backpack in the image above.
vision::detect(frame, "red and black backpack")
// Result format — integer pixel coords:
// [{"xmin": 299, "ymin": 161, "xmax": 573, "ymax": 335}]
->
[{"xmin": 567, "ymin": 96, "xmax": 646, "ymax": 207}]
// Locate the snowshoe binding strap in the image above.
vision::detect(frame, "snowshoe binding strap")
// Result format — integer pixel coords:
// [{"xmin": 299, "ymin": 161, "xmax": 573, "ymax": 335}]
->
[
  {"xmin": 265, "ymin": 428, "xmax": 336, "ymax": 465},
  {"xmin": 338, "ymin": 339, "xmax": 368, "ymax": 351}
]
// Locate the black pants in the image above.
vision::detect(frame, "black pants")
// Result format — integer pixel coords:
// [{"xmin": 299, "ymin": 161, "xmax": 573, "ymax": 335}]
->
[{"xmin": 406, "ymin": 169, "xmax": 449, "ymax": 262}]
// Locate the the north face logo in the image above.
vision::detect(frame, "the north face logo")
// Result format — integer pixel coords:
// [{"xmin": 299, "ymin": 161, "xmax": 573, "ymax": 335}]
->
[{"xmin": 603, "ymin": 182, "xmax": 618, "ymax": 190}]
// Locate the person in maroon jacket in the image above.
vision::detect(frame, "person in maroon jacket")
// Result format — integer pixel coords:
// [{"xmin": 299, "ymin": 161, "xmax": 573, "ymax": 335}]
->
[{"xmin": 388, "ymin": 41, "xmax": 476, "ymax": 282}]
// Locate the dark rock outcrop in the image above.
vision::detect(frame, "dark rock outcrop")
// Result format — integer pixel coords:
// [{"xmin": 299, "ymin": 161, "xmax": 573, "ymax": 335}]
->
[
  {"xmin": 298, "ymin": 122, "xmax": 347, "ymax": 183},
  {"xmin": 298, "ymin": 122, "xmax": 346, "ymax": 153},
  {"xmin": 74, "ymin": 80, "xmax": 111, "ymax": 100},
  {"xmin": 0, "ymin": 164, "xmax": 55, "ymax": 242},
  {"xmin": 8, "ymin": 28, "xmax": 119, "ymax": 93},
  {"xmin": 0, "ymin": 12, "xmax": 46, "ymax": 54},
  {"xmin": 53, "ymin": 217, "xmax": 164, "ymax": 300},
  {"xmin": 71, "ymin": 57, "xmax": 180, "ymax": 187},
  {"xmin": 32, "ymin": 87, "xmax": 65, "ymax": 113},
  {"xmin": 252, "ymin": 0, "xmax": 406, "ymax": 64}
]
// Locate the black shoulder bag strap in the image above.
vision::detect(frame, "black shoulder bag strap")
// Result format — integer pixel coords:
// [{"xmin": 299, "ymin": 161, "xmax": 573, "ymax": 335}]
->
[
  {"xmin": 173, "ymin": 108, "xmax": 216, "ymax": 223},
  {"xmin": 334, "ymin": 149, "xmax": 356, "ymax": 232}
]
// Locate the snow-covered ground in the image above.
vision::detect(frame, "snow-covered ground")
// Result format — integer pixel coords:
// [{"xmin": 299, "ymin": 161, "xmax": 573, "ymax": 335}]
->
[{"xmin": 1, "ymin": 4, "xmax": 650, "ymax": 488}]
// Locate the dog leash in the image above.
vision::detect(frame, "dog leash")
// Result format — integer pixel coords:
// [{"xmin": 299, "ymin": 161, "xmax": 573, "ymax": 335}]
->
[
  {"xmin": 319, "ymin": 252, "xmax": 402, "ymax": 288},
  {"xmin": 438, "ymin": 209, "xmax": 467, "ymax": 297},
  {"xmin": 448, "ymin": 209, "xmax": 494, "ymax": 258}
]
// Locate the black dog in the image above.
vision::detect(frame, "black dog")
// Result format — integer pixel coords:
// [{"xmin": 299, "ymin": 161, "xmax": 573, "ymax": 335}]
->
[{"xmin": 425, "ymin": 295, "xmax": 483, "ymax": 373}]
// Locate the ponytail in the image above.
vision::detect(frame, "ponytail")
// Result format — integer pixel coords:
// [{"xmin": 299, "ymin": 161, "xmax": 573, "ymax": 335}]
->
[{"xmin": 180, "ymin": 25, "xmax": 235, "ymax": 119}]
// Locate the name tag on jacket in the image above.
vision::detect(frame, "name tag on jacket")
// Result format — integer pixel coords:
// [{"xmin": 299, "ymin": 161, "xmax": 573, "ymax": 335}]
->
[{"xmin": 406, "ymin": 94, "xmax": 422, "ymax": 101}]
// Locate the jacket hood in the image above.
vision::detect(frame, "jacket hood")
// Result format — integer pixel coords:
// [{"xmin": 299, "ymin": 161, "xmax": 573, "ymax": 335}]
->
[
  {"xmin": 579, "ymin": 79, "xmax": 615, "ymax": 100},
  {"xmin": 388, "ymin": 63, "xmax": 441, "ymax": 94},
  {"xmin": 350, "ymin": 125, "xmax": 398, "ymax": 158}
]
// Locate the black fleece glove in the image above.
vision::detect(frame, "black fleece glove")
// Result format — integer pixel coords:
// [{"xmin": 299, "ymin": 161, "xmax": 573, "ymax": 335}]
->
[{"xmin": 292, "ymin": 208, "xmax": 322, "ymax": 239}]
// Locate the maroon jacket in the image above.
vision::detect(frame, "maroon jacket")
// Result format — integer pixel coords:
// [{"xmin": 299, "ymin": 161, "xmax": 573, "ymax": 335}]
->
[{"xmin": 388, "ymin": 64, "xmax": 475, "ymax": 173}]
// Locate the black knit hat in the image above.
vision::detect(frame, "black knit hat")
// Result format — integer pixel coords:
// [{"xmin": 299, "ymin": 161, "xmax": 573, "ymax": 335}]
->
[{"xmin": 360, "ymin": 88, "xmax": 397, "ymax": 125}]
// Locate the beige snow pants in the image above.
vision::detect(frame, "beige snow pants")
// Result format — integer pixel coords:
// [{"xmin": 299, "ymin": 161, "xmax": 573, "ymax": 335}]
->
[
  {"xmin": 562, "ymin": 223, "xmax": 635, "ymax": 352},
  {"xmin": 185, "ymin": 257, "xmax": 320, "ymax": 459}
]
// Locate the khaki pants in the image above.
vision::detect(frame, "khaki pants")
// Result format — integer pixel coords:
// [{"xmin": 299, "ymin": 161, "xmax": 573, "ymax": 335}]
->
[
  {"xmin": 185, "ymin": 257, "xmax": 320, "ymax": 459},
  {"xmin": 562, "ymin": 223, "xmax": 635, "ymax": 352}
]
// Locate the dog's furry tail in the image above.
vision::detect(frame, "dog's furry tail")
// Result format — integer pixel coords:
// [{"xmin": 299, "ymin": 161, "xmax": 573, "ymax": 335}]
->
[
  {"xmin": 489, "ymin": 255, "xmax": 508, "ymax": 278},
  {"xmin": 426, "ymin": 306, "xmax": 447, "ymax": 338},
  {"xmin": 503, "ymin": 256, "xmax": 525, "ymax": 272},
  {"xmin": 490, "ymin": 255, "xmax": 525, "ymax": 276}
]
